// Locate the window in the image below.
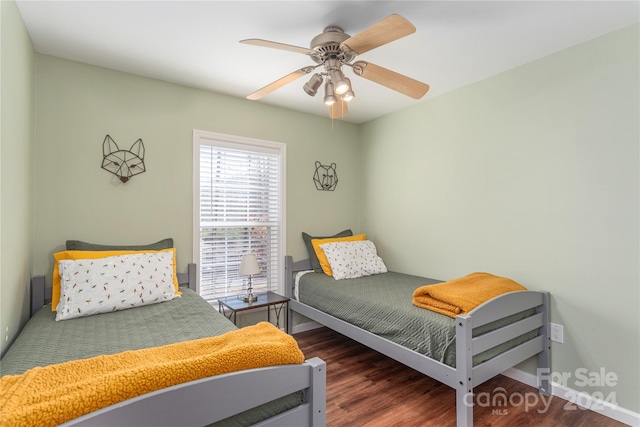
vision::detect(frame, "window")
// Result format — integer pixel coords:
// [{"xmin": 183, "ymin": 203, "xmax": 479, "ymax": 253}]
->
[{"xmin": 193, "ymin": 130, "xmax": 286, "ymax": 304}]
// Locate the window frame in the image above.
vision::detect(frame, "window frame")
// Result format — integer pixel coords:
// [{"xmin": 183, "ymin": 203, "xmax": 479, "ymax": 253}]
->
[{"xmin": 192, "ymin": 129, "xmax": 287, "ymax": 300}]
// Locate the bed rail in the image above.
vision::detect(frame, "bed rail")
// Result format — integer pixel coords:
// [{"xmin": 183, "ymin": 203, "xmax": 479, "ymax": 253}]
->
[
  {"xmin": 285, "ymin": 255, "xmax": 550, "ymax": 427},
  {"xmin": 61, "ymin": 357, "xmax": 326, "ymax": 427}
]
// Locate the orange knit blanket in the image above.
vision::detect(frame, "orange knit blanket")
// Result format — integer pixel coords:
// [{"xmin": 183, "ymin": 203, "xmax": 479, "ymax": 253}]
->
[
  {"xmin": 412, "ymin": 272, "xmax": 527, "ymax": 318},
  {"xmin": 0, "ymin": 322, "xmax": 304, "ymax": 427}
]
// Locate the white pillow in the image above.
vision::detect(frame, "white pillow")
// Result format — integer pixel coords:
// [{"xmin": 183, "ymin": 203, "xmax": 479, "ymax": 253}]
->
[
  {"xmin": 56, "ymin": 251, "xmax": 179, "ymax": 321},
  {"xmin": 319, "ymin": 240, "xmax": 388, "ymax": 280}
]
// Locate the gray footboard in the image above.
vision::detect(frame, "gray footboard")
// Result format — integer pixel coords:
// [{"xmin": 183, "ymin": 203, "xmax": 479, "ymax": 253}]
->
[
  {"xmin": 455, "ymin": 290, "xmax": 550, "ymax": 426},
  {"xmin": 285, "ymin": 255, "xmax": 550, "ymax": 427},
  {"xmin": 61, "ymin": 357, "xmax": 326, "ymax": 427}
]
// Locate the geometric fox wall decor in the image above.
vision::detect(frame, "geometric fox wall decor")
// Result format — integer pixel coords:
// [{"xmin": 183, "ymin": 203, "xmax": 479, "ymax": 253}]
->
[{"xmin": 101, "ymin": 134, "xmax": 146, "ymax": 183}]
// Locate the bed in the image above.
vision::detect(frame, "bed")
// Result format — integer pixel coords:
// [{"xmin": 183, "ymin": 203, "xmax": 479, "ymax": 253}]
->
[
  {"xmin": 1, "ymin": 245, "xmax": 326, "ymax": 427},
  {"xmin": 285, "ymin": 254, "xmax": 550, "ymax": 427}
]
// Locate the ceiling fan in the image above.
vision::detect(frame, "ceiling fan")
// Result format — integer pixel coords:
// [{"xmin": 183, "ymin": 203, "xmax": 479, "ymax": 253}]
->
[{"xmin": 240, "ymin": 14, "xmax": 430, "ymax": 119}]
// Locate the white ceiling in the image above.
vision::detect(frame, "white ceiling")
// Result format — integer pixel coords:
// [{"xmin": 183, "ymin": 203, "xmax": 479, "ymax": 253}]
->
[{"xmin": 16, "ymin": 1, "xmax": 639, "ymax": 124}]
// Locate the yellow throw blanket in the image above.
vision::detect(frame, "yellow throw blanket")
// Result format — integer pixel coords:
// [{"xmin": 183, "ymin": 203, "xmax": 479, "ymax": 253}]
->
[
  {"xmin": 0, "ymin": 322, "xmax": 304, "ymax": 427},
  {"xmin": 412, "ymin": 272, "xmax": 527, "ymax": 318}
]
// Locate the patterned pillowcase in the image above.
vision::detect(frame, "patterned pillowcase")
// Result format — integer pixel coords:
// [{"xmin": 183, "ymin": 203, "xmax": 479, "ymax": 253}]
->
[
  {"xmin": 319, "ymin": 240, "xmax": 388, "ymax": 280},
  {"xmin": 51, "ymin": 248, "xmax": 180, "ymax": 312},
  {"xmin": 311, "ymin": 234, "xmax": 367, "ymax": 276},
  {"xmin": 302, "ymin": 230, "xmax": 353, "ymax": 273},
  {"xmin": 55, "ymin": 251, "xmax": 179, "ymax": 321}
]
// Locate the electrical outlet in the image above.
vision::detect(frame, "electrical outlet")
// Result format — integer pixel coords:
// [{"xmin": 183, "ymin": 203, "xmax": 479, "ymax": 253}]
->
[{"xmin": 550, "ymin": 322, "xmax": 564, "ymax": 343}]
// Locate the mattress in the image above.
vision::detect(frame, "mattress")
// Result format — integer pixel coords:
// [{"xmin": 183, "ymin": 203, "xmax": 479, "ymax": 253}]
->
[
  {"xmin": 1, "ymin": 288, "xmax": 303, "ymax": 426},
  {"xmin": 1, "ymin": 288, "xmax": 238, "ymax": 376},
  {"xmin": 297, "ymin": 271, "xmax": 537, "ymax": 367}
]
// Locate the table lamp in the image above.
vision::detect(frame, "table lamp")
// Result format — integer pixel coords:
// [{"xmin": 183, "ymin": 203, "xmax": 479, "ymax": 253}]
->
[{"xmin": 239, "ymin": 254, "xmax": 260, "ymax": 303}]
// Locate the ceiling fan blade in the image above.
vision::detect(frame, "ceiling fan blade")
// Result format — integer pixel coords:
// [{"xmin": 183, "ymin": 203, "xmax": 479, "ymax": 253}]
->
[
  {"xmin": 352, "ymin": 61, "xmax": 429, "ymax": 99},
  {"xmin": 247, "ymin": 67, "xmax": 314, "ymax": 100},
  {"xmin": 329, "ymin": 100, "xmax": 349, "ymax": 119},
  {"xmin": 341, "ymin": 14, "xmax": 416, "ymax": 56},
  {"xmin": 240, "ymin": 39, "xmax": 317, "ymax": 56}
]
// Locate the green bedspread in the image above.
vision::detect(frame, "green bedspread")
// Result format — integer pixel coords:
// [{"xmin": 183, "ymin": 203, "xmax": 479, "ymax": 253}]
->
[
  {"xmin": 297, "ymin": 271, "xmax": 537, "ymax": 367},
  {"xmin": 1, "ymin": 289, "xmax": 238, "ymax": 376},
  {"xmin": 1, "ymin": 289, "xmax": 303, "ymax": 426}
]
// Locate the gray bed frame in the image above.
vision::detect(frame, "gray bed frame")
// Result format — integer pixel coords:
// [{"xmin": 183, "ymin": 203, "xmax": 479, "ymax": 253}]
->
[
  {"xmin": 28, "ymin": 263, "xmax": 327, "ymax": 427},
  {"xmin": 285, "ymin": 256, "xmax": 550, "ymax": 427}
]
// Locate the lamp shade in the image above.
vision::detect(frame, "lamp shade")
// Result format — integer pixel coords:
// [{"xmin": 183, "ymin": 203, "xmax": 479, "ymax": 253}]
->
[{"xmin": 239, "ymin": 254, "xmax": 260, "ymax": 276}]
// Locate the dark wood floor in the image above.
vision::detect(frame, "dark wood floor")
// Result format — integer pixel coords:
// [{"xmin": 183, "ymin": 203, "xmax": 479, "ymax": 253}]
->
[{"xmin": 294, "ymin": 327, "xmax": 626, "ymax": 427}]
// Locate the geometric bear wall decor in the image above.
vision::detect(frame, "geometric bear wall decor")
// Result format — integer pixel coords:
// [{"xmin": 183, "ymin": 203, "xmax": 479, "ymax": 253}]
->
[
  {"xmin": 313, "ymin": 161, "xmax": 338, "ymax": 191},
  {"xmin": 101, "ymin": 134, "xmax": 146, "ymax": 183}
]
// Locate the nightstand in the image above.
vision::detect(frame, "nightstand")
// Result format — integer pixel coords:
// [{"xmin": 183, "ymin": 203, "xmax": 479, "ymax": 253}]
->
[{"xmin": 217, "ymin": 291, "xmax": 290, "ymax": 333}]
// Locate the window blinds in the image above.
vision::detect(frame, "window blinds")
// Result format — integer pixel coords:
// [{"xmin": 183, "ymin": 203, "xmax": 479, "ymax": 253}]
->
[{"xmin": 198, "ymin": 141, "xmax": 281, "ymax": 303}]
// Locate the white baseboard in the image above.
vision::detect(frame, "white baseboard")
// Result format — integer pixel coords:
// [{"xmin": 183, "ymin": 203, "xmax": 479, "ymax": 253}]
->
[
  {"xmin": 502, "ymin": 368, "xmax": 640, "ymax": 427},
  {"xmin": 291, "ymin": 321, "xmax": 323, "ymax": 335}
]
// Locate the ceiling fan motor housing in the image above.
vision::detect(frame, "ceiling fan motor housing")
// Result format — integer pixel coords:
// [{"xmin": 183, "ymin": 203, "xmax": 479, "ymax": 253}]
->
[{"xmin": 309, "ymin": 26, "xmax": 354, "ymax": 64}]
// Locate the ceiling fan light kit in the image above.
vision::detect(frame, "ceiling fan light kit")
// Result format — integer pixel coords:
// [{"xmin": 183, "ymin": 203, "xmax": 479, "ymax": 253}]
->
[
  {"xmin": 323, "ymin": 81, "xmax": 336, "ymax": 106},
  {"xmin": 241, "ymin": 14, "xmax": 430, "ymax": 119},
  {"xmin": 342, "ymin": 79, "xmax": 355, "ymax": 102},
  {"xmin": 303, "ymin": 73, "xmax": 323, "ymax": 96}
]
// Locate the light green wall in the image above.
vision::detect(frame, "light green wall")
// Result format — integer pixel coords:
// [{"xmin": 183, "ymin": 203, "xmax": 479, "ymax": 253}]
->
[
  {"xmin": 3, "ymin": 3, "xmax": 638, "ymax": 417},
  {"xmin": 0, "ymin": 0, "xmax": 35, "ymax": 356},
  {"xmin": 33, "ymin": 55, "xmax": 360, "ymax": 285},
  {"xmin": 360, "ymin": 24, "xmax": 639, "ymax": 413}
]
